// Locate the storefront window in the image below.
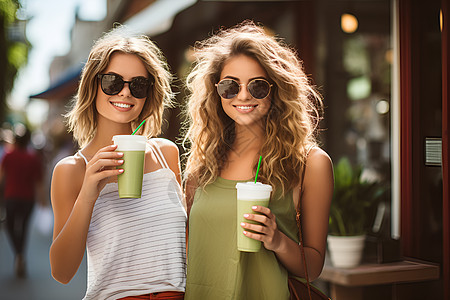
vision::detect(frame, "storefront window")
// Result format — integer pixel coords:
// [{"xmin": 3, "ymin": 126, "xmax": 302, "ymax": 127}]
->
[{"xmin": 316, "ymin": 0, "xmax": 392, "ymax": 234}]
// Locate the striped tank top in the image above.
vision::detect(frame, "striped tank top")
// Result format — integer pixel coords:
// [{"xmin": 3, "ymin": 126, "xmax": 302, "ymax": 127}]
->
[{"xmin": 79, "ymin": 139, "xmax": 187, "ymax": 300}]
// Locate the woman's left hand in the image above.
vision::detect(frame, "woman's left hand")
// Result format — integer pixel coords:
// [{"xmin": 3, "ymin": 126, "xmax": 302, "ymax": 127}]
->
[{"xmin": 241, "ymin": 206, "xmax": 282, "ymax": 252}]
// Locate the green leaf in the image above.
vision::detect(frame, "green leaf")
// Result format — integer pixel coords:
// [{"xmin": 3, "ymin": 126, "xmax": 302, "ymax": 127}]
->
[{"xmin": 329, "ymin": 157, "xmax": 386, "ymax": 236}]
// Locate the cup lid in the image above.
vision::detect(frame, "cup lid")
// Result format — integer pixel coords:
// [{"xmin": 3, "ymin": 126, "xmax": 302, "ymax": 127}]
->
[
  {"xmin": 235, "ymin": 182, "xmax": 273, "ymax": 192},
  {"xmin": 112, "ymin": 135, "xmax": 146, "ymax": 141}
]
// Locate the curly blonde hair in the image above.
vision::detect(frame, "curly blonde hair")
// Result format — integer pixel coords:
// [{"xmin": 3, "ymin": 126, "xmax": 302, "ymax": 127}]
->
[
  {"xmin": 183, "ymin": 21, "xmax": 323, "ymax": 196},
  {"xmin": 66, "ymin": 25, "xmax": 174, "ymax": 148}
]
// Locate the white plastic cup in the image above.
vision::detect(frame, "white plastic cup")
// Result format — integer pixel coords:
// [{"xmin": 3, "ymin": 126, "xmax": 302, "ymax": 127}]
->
[
  {"xmin": 112, "ymin": 135, "xmax": 147, "ymax": 198},
  {"xmin": 236, "ymin": 182, "xmax": 273, "ymax": 252}
]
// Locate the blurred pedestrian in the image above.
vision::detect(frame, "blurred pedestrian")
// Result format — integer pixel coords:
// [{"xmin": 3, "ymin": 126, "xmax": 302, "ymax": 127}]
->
[{"xmin": 0, "ymin": 125, "xmax": 44, "ymax": 278}]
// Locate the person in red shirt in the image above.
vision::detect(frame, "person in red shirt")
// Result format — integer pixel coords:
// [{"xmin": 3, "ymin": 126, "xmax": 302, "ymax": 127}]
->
[{"xmin": 0, "ymin": 127, "xmax": 43, "ymax": 278}]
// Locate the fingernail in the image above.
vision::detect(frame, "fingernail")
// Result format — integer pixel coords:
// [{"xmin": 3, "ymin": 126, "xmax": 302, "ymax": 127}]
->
[
  {"xmin": 243, "ymin": 231, "xmax": 247, "ymax": 235},
  {"xmin": 118, "ymin": 169, "xmax": 124, "ymax": 173},
  {"xmin": 240, "ymin": 222, "xmax": 245, "ymax": 227},
  {"xmin": 117, "ymin": 160, "xmax": 124, "ymax": 164},
  {"xmin": 117, "ymin": 152, "xmax": 123, "ymax": 157},
  {"xmin": 252, "ymin": 206, "xmax": 257, "ymax": 210},
  {"xmin": 243, "ymin": 214, "xmax": 249, "ymax": 218}
]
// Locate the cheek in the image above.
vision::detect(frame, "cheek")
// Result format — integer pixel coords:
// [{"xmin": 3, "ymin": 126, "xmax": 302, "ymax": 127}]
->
[
  {"xmin": 260, "ymin": 98, "xmax": 272, "ymax": 114},
  {"xmin": 96, "ymin": 90, "xmax": 110, "ymax": 104},
  {"xmin": 96, "ymin": 84, "xmax": 108, "ymax": 101},
  {"xmin": 95, "ymin": 95, "xmax": 104, "ymax": 111},
  {"xmin": 220, "ymin": 98, "xmax": 229, "ymax": 110},
  {"xmin": 221, "ymin": 100, "xmax": 235, "ymax": 118},
  {"xmin": 136, "ymin": 99, "xmax": 148, "ymax": 115},
  {"xmin": 96, "ymin": 84, "xmax": 105, "ymax": 99}
]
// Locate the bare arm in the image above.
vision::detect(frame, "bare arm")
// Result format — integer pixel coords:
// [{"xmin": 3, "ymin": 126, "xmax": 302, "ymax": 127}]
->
[
  {"xmin": 242, "ymin": 147, "xmax": 333, "ymax": 280},
  {"xmin": 49, "ymin": 145, "xmax": 124, "ymax": 284}
]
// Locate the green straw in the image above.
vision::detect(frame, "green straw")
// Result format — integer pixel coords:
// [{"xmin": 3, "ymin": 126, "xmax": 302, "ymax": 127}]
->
[
  {"xmin": 131, "ymin": 120, "xmax": 146, "ymax": 135},
  {"xmin": 254, "ymin": 155, "xmax": 262, "ymax": 183}
]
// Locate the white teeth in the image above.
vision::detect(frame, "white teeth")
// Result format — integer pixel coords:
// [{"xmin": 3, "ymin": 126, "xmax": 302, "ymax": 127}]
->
[
  {"xmin": 236, "ymin": 105, "xmax": 255, "ymax": 110},
  {"xmin": 112, "ymin": 102, "xmax": 132, "ymax": 108}
]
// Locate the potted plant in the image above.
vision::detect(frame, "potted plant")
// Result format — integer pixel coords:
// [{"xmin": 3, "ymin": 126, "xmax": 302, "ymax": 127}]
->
[{"xmin": 327, "ymin": 157, "xmax": 386, "ymax": 268}]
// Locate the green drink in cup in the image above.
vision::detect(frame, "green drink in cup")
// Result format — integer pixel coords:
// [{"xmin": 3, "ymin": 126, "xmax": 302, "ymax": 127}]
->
[
  {"xmin": 236, "ymin": 182, "xmax": 273, "ymax": 252},
  {"xmin": 112, "ymin": 135, "xmax": 147, "ymax": 198}
]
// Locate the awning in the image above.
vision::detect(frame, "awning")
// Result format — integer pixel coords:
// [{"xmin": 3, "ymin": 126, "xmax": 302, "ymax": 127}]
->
[
  {"xmin": 30, "ymin": 0, "xmax": 197, "ymax": 101},
  {"xmin": 125, "ymin": 0, "xmax": 197, "ymax": 36},
  {"xmin": 29, "ymin": 66, "xmax": 81, "ymax": 100}
]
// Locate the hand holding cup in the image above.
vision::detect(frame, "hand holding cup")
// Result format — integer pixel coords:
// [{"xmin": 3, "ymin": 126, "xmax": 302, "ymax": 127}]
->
[{"xmin": 236, "ymin": 182, "xmax": 272, "ymax": 252}]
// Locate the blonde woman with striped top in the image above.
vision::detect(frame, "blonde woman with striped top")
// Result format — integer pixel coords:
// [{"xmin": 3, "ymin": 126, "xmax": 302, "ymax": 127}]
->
[{"xmin": 49, "ymin": 26, "xmax": 186, "ymax": 300}]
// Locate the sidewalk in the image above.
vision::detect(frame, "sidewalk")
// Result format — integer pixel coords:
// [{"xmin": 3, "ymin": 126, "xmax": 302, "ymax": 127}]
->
[{"xmin": 0, "ymin": 207, "xmax": 86, "ymax": 300}]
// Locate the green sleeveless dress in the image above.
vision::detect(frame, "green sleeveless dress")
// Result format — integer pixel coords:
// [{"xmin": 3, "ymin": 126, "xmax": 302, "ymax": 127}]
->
[{"xmin": 185, "ymin": 177, "xmax": 299, "ymax": 300}]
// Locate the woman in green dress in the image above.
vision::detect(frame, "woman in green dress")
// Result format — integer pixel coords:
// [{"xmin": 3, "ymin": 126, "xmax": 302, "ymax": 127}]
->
[{"xmin": 183, "ymin": 21, "xmax": 334, "ymax": 300}]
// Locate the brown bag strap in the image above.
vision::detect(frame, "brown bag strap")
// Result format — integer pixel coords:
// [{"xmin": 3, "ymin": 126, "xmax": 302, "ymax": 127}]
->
[{"xmin": 296, "ymin": 163, "xmax": 312, "ymax": 300}]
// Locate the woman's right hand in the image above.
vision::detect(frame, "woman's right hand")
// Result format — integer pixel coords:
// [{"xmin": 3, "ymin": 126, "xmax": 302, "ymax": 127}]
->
[{"xmin": 79, "ymin": 144, "xmax": 124, "ymax": 205}]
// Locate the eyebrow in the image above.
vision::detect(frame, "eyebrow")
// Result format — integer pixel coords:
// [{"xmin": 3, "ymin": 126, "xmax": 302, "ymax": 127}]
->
[
  {"xmin": 104, "ymin": 72, "xmax": 149, "ymax": 79},
  {"xmin": 222, "ymin": 75, "xmax": 269, "ymax": 82}
]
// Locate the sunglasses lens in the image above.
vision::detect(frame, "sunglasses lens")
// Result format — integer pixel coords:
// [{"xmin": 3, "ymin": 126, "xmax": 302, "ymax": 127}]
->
[
  {"xmin": 217, "ymin": 79, "xmax": 240, "ymax": 99},
  {"xmin": 248, "ymin": 79, "xmax": 271, "ymax": 99},
  {"xmin": 130, "ymin": 77, "xmax": 150, "ymax": 99},
  {"xmin": 100, "ymin": 74, "xmax": 150, "ymax": 98},
  {"xmin": 100, "ymin": 74, "xmax": 124, "ymax": 95},
  {"xmin": 217, "ymin": 79, "xmax": 271, "ymax": 100}
]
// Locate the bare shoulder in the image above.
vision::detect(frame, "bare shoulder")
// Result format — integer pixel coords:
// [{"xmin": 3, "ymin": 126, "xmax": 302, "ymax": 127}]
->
[
  {"xmin": 151, "ymin": 137, "xmax": 178, "ymax": 150},
  {"xmin": 149, "ymin": 138, "xmax": 181, "ymax": 181},
  {"xmin": 297, "ymin": 146, "xmax": 334, "ymax": 215},
  {"xmin": 52, "ymin": 154, "xmax": 85, "ymax": 199},
  {"xmin": 151, "ymin": 138, "xmax": 180, "ymax": 160},
  {"xmin": 303, "ymin": 147, "xmax": 333, "ymax": 186},
  {"xmin": 303, "ymin": 147, "xmax": 334, "ymax": 191},
  {"xmin": 307, "ymin": 147, "xmax": 333, "ymax": 170},
  {"xmin": 53, "ymin": 154, "xmax": 85, "ymax": 176}
]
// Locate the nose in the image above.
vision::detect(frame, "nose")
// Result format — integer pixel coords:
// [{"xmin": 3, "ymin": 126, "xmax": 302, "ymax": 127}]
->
[
  {"xmin": 118, "ymin": 81, "xmax": 132, "ymax": 97},
  {"xmin": 236, "ymin": 83, "xmax": 251, "ymax": 100}
]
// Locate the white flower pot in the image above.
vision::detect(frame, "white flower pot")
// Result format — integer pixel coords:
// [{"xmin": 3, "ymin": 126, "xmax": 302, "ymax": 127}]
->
[{"xmin": 327, "ymin": 235, "xmax": 366, "ymax": 268}]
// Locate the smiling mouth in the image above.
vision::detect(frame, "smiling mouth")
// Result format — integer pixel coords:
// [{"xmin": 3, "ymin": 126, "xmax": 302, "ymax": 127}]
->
[
  {"xmin": 111, "ymin": 102, "xmax": 133, "ymax": 109},
  {"xmin": 234, "ymin": 105, "xmax": 258, "ymax": 110}
]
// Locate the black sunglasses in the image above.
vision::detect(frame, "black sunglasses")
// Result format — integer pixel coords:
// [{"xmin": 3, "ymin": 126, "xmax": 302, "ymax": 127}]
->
[
  {"xmin": 215, "ymin": 78, "xmax": 273, "ymax": 100},
  {"xmin": 97, "ymin": 73, "xmax": 152, "ymax": 99}
]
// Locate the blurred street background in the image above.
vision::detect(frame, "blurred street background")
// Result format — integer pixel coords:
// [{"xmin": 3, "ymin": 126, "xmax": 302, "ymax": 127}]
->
[{"xmin": 0, "ymin": 213, "xmax": 86, "ymax": 299}]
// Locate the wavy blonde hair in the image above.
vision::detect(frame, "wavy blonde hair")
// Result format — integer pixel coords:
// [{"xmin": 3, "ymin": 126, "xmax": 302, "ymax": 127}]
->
[
  {"xmin": 183, "ymin": 21, "xmax": 323, "ymax": 196},
  {"xmin": 66, "ymin": 25, "xmax": 174, "ymax": 148}
]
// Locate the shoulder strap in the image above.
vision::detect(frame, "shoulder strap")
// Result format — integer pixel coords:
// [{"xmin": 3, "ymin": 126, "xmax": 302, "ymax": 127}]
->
[
  {"xmin": 296, "ymin": 163, "xmax": 313, "ymax": 300},
  {"xmin": 78, "ymin": 150, "xmax": 89, "ymax": 165},
  {"xmin": 147, "ymin": 139, "xmax": 169, "ymax": 169}
]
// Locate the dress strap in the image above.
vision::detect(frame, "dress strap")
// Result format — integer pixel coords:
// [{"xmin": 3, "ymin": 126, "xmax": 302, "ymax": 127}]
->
[
  {"xmin": 78, "ymin": 150, "xmax": 89, "ymax": 165},
  {"xmin": 147, "ymin": 139, "xmax": 169, "ymax": 169}
]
